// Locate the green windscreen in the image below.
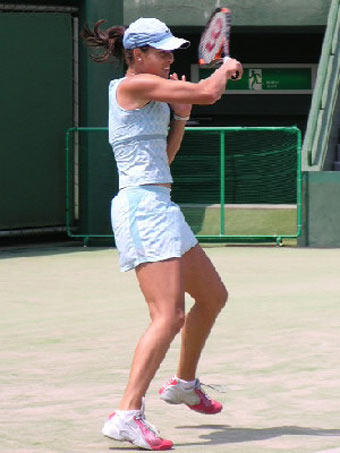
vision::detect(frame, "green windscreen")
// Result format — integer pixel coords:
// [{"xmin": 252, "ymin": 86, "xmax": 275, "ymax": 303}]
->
[
  {"xmin": 0, "ymin": 12, "xmax": 73, "ymax": 230},
  {"xmin": 171, "ymin": 128, "xmax": 297, "ymax": 204}
]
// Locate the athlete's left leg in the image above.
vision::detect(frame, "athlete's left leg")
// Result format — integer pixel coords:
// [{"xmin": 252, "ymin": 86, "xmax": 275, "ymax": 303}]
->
[{"xmin": 177, "ymin": 244, "xmax": 228, "ymax": 381}]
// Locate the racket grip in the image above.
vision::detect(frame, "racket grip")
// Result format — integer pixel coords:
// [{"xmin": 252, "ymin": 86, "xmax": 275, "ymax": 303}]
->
[{"xmin": 223, "ymin": 57, "xmax": 239, "ymax": 80}]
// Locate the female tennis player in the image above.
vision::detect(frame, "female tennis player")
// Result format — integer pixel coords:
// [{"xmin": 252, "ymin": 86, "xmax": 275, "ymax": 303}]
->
[{"xmin": 82, "ymin": 17, "xmax": 242, "ymax": 451}]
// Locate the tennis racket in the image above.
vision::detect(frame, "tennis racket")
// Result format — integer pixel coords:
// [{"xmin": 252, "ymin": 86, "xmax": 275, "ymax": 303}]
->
[{"xmin": 199, "ymin": 6, "xmax": 239, "ymax": 79}]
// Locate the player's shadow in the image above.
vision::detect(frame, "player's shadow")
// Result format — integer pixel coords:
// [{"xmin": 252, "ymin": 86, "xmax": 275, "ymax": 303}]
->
[{"xmin": 175, "ymin": 424, "xmax": 340, "ymax": 446}]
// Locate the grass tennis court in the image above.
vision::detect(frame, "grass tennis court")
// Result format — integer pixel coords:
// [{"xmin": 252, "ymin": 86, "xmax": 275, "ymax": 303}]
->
[
  {"xmin": 1, "ymin": 242, "xmax": 340, "ymax": 452},
  {"xmin": 181, "ymin": 204, "xmax": 297, "ymax": 236}
]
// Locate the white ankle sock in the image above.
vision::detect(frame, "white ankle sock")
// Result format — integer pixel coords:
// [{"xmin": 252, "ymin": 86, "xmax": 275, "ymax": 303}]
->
[
  {"xmin": 176, "ymin": 376, "xmax": 196, "ymax": 389},
  {"xmin": 115, "ymin": 408, "xmax": 141, "ymax": 419}
]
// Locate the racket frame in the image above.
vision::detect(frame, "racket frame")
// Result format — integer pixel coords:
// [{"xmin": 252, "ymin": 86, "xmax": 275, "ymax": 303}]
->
[{"xmin": 198, "ymin": 7, "xmax": 232, "ymax": 68}]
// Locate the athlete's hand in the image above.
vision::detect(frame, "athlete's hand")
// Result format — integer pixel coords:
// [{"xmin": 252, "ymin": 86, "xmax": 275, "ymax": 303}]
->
[
  {"xmin": 169, "ymin": 73, "xmax": 192, "ymax": 118},
  {"xmin": 223, "ymin": 57, "xmax": 243, "ymax": 81}
]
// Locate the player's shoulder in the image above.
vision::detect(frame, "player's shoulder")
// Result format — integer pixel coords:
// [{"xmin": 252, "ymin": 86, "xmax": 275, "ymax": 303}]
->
[
  {"xmin": 122, "ymin": 73, "xmax": 160, "ymax": 87},
  {"xmin": 117, "ymin": 74, "xmax": 165, "ymax": 107}
]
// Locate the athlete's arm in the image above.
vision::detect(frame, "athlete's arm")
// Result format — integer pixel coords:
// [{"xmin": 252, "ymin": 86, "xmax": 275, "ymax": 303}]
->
[
  {"xmin": 119, "ymin": 58, "xmax": 243, "ymax": 107},
  {"xmin": 167, "ymin": 118, "xmax": 187, "ymax": 164},
  {"xmin": 166, "ymin": 73, "xmax": 191, "ymax": 163}
]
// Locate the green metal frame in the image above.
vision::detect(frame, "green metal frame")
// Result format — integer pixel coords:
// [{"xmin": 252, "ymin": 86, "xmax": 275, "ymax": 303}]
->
[{"xmin": 66, "ymin": 126, "xmax": 302, "ymax": 246}]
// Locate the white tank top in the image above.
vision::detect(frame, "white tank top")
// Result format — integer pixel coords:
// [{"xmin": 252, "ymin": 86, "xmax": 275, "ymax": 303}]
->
[{"xmin": 108, "ymin": 77, "xmax": 173, "ymax": 189}]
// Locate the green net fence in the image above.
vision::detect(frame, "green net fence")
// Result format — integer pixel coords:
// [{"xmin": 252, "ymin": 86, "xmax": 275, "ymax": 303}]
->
[{"xmin": 66, "ymin": 126, "xmax": 302, "ymax": 245}]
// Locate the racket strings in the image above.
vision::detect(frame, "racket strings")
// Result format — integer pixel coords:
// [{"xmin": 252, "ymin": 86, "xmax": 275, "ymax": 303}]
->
[{"xmin": 199, "ymin": 9, "xmax": 231, "ymax": 66}]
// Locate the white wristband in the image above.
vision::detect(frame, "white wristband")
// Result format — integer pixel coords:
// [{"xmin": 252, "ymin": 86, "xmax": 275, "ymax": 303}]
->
[
  {"xmin": 223, "ymin": 56, "xmax": 231, "ymax": 64},
  {"xmin": 173, "ymin": 113, "xmax": 190, "ymax": 121}
]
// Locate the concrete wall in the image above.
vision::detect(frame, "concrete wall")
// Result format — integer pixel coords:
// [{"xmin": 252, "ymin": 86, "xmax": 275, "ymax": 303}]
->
[
  {"xmin": 299, "ymin": 172, "xmax": 340, "ymax": 247},
  {"xmin": 124, "ymin": 0, "xmax": 332, "ymax": 26}
]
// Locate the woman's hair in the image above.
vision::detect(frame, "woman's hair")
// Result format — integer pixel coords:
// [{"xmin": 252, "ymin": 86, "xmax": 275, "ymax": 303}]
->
[
  {"xmin": 80, "ymin": 19, "xmax": 126, "ymax": 64},
  {"xmin": 81, "ymin": 20, "xmax": 150, "ymax": 65}
]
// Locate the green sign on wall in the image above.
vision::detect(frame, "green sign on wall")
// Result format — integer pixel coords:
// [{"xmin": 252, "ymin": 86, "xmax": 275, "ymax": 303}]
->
[{"xmin": 191, "ymin": 64, "xmax": 316, "ymax": 94}]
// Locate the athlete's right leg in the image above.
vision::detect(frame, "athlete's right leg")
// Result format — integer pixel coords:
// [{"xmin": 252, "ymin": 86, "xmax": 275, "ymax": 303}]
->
[{"xmin": 118, "ymin": 257, "xmax": 185, "ymax": 411}]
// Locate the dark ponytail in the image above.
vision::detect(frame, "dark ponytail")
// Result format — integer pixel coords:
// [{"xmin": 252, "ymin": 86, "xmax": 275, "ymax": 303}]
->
[{"xmin": 80, "ymin": 19, "xmax": 126, "ymax": 63}]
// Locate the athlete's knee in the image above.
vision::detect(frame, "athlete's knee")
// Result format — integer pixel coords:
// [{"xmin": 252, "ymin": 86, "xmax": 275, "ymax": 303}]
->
[
  {"xmin": 168, "ymin": 309, "xmax": 185, "ymax": 335},
  {"xmin": 152, "ymin": 304, "xmax": 185, "ymax": 336},
  {"xmin": 222, "ymin": 285, "xmax": 229, "ymax": 307},
  {"xmin": 214, "ymin": 284, "xmax": 228, "ymax": 312}
]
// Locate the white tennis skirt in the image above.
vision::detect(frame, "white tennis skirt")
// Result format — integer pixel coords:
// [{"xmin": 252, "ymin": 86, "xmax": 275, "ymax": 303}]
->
[{"xmin": 111, "ymin": 185, "xmax": 198, "ymax": 272}]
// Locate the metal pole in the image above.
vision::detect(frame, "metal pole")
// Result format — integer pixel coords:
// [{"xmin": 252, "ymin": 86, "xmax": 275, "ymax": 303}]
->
[
  {"xmin": 65, "ymin": 129, "xmax": 71, "ymax": 237},
  {"xmin": 296, "ymin": 127, "xmax": 302, "ymax": 237},
  {"xmin": 73, "ymin": 16, "xmax": 80, "ymax": 220},
  {"xmin": 220, "ymin": 131, "xmax": 225, "ymax": 235}
]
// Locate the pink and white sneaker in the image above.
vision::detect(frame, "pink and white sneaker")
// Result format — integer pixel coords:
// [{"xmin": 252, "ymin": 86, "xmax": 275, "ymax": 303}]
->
[
  {"xmin": 159, "ymin": 376, "xmax": 223, "ymax": 415},
  {"xmin": 102, "ymin": 399, "xmax": 173, "ymax": 451}
]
